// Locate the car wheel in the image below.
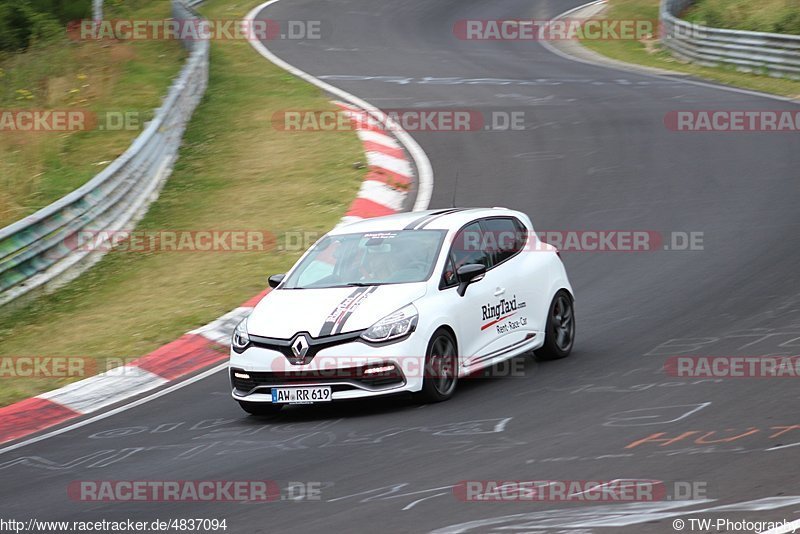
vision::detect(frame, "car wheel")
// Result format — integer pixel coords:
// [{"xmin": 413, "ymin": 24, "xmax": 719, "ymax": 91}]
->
[
  {"xmin": 420, "ymin": 328, "xmax": 459, "ymax": 402},
  {"xmin": 238, "ymin": 401, "xmax": 283, "ymax": 416},
  {"xmin": 536, "ymin": 290, "xmax": 575, "ymax": 360}
]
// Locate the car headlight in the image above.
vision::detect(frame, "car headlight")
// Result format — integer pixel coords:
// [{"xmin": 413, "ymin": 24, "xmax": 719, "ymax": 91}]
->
[
  {"xmin": 361, "ymin": 304, "xmax": 418, "ymax": 343},
  {"xmin": 232, "ymin": 317, "xmax": 250, "ymax": 353}
]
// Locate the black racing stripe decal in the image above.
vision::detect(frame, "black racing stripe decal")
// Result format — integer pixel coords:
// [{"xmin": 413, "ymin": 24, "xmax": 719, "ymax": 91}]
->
[
  {"xmin": 415, "ymin": 208, "xmax": 469, "ymax": 229},
  {"xmin": 318, "ymin": 287, "xmax": 368, "ymax": 337},
  {"xmin": 403, "ymin": 209, "xmax": 462, "ymax": 230},
  {"xmin": 403, "ymin": 213, "xmax": 438, "ymax": 230},
  {"xmin": 332, "ymin": 286, "xmax": 378, "ymax": 335}
]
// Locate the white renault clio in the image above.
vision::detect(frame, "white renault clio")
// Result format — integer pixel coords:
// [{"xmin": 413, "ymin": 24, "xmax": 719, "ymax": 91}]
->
[{"xmin": 230, "ymin": 207, "xmax": 574, "ymax": 415}]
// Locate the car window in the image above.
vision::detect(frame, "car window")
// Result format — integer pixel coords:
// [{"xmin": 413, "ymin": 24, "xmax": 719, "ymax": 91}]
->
[
  {"xmin": 441, "ymin": 255, "xmax": 457, "ymax": 287},
  {"xmin": 297, "ymin": 240, "xmax": 341, "ymax": 287},
  {"xmin": 282, "ymin": 230, "xmax": 446, "ymax": 289},
  {"xmin": 450, "ymin": 222, "xmax": 492, "ymax": 272},
  {"xmin": 513, "ymin": 217, "xmax": 529, "ymax": 251},
  {"xmin": 481, "ymin": 217, "xmax": 524, "ymax": 265}
]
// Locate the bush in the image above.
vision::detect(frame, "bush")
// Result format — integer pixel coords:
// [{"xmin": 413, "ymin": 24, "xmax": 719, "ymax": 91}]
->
[
  {"xmin": 27, "ymin": 0, "xmax": 92, "ymax": 23},
  {"xmin": 0, "ymin": 4, "xmax": 33, "ymax": 51},
  {"xmin": 0, "ymin": 0, "xmax": 90, "ymax": 52}
]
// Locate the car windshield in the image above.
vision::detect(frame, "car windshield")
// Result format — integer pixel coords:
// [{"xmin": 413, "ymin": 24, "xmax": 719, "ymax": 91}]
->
[{"xmin": 282, "ymin": 230, "xmax": 447, "ymax": 289}]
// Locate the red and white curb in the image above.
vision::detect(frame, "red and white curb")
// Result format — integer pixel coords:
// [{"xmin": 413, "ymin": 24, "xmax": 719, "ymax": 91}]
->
[
  {"xmin": 334, "ymin": 101, "xmax": 413, "ymax": 225},
  {"xmin": 0, "ymin": 101, "xmax": 420, "ymax": 446}
]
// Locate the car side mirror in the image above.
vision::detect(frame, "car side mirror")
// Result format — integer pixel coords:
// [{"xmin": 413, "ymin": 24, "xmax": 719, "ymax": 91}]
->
[
  {"xmin": 456, "ymin": 264, "xmax": 486, "ymax": 297},
  {"xmin": 268, "ymin": 273, "xmax": 286, "ymax": 289}
]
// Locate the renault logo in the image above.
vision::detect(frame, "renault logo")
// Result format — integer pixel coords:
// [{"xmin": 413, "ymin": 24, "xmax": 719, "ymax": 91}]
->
[{"xmin": 291, "ymin": 335, "xmax": 310, "ymax": 358}]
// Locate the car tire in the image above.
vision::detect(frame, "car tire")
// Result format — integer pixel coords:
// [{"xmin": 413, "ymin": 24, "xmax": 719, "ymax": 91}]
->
[
  {"xmin": 536, "ymin": 290, "xmax": 575, "ymax": 361},
  {"xmin": 238, "ymin": 401, "xmax": 283, "ymax": 416},
  {"xmin": 419, "ymin": 328, "xmax": 459, "ymax": 402}
]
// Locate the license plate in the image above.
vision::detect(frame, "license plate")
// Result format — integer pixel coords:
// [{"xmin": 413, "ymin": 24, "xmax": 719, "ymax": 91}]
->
[{"xmin": 271, "ymin": 386, "xmax": 332, "ymax": 404}]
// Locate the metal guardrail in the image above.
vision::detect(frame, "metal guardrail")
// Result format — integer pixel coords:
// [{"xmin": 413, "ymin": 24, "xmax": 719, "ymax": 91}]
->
[
  {"xmin": 92, "ymin": 0, "xmax": 103, "ymax": 22},
  {"xmin": 661, "ymin": 0, "xmax": 800, "ymax": 79},
  {"xmin": 0, "ymin": 0, "xmax": 209, "ymax": 306}
]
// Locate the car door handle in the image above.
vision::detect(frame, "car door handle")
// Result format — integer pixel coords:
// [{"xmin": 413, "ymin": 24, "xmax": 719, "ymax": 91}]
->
[{"xmin": 494, "ymin": 287, "xmax": 506, "ymax": 296}]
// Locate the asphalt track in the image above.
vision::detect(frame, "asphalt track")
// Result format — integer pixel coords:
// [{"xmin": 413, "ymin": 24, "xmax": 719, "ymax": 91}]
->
[{"xmin": 2, "ymin": 1, "xmax": 800, "ymax": 532}]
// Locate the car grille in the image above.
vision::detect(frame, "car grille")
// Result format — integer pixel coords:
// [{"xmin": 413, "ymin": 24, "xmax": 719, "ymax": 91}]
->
[{"xmin": 230, "ymin": 367, "xmax": 405, "ymax": 393}]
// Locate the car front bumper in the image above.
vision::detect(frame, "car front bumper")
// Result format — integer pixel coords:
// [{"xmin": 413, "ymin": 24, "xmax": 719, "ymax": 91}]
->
[{"xmin": 229, "ymin": 333, "xmax": 427, "ymax": 403}]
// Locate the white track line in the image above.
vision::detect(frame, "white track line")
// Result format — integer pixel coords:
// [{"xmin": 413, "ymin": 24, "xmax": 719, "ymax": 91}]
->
[
  {"xmin": 244, "ymin": 0, "xmax": 434, "ymax": 210},
  {"xmin": 767, "ymin": 441, "xmax": 800, "ymax": 451},
  {"xmin": 539, "ymin": 0, "xmax": 800, "ymax": 105}
]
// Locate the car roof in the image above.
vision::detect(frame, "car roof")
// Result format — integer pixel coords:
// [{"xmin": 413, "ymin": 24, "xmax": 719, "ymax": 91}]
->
[{"xmin": 328, "ymin": 207, "xmax": 523, "ymax": 235}]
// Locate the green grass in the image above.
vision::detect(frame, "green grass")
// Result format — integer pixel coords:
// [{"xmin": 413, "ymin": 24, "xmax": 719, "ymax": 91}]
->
[
  {"xmin": 0, "ymin": 0, "xmax": 186, "ymax": 228},
  {"xmin": 580, "ymin": 0, "xmax": 800, "ymax": 98},
  {"xmin": 684, "ymin": 0, "xmax": 800, "ymax": 35},
  {"xmin": 0, "ymin": 0, "xmax": 366, "ymax": 406}
]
